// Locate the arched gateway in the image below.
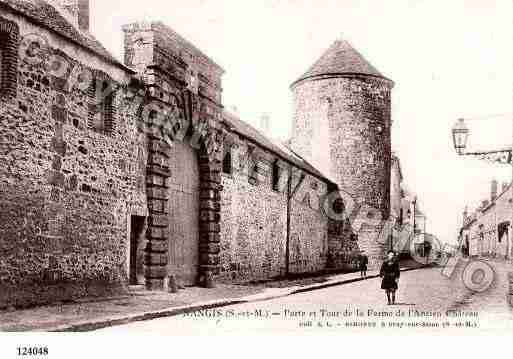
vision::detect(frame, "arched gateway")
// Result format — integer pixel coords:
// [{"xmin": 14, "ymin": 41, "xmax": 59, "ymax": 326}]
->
[{"xmin": 143, "ymin": 89, "xmax": 224, "ymax": 290}]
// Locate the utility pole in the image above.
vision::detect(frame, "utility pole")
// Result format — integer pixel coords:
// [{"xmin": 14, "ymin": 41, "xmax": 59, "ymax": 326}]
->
[
  {"xmin": 285, "ymin": 168, "xmax": 304, "ymax": 277},
  {"xmin": 412, "ymin": 196, "xmax": 417, "ymax": 256},
  {"xmin": 285, "ymin": 166, "xmax": 292, "ymax": 277}
]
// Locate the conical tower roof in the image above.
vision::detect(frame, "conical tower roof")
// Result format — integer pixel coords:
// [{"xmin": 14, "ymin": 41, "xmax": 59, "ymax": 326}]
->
[{"xmin": 292, "ymin": 39, "xmax": 391, "ymax": 87}]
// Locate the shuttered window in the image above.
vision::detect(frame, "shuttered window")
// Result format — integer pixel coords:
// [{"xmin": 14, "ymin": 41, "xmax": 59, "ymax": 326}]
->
[
  {"xmin": 87, "ymin": 78, "xmax": 115, "ymax": 135},
  {"xmin": 272, "ymin": 160, "xmax": 280, "ymax": 191},
  {"xmin": 0, "ymin": 17, "xmax": 19, "ymax": 99}
]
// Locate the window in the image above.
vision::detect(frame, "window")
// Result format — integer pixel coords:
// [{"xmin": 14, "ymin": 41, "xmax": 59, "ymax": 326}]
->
[
  {"xmin": 222, "ymin": 145, "xmax": 232, "ymax": 175},
  {"xmin": 498, "ymin": 222, "xmax": 510, "ymax": 243},
  {"xmin": 0, "ymin": 17, "xmax": 19, "ymax": 99},
  {"xmin": 247, "ymin": 145, "xmax": 258, "ymax": 185},
  {"xmin": 88, "ymin": 77, "xmax": 115, "ymax": 134},
  {"xmin": 272, "ymin": 161, "xmax": 280, "ymax": 191},
  {"xmin": 248, "ymin": 162, "xmax": 258, "ymax": 185},
  {"xmin": 249, "ymin": 156, "xmax": 269, "ymax": 186}
]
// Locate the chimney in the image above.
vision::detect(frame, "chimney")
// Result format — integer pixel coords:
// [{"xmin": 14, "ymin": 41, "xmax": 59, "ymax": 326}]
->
[
  {"xmin": 77, "ymin": 0, "xmax": 90, "ymax": 32},
  {"xmin": 122, "ymin": 21, "xmax": 154, "ymax": 72},
  {"xmin": 259, "ymin": 113, "xmax": 270, "ymax": 135},
  {"xmin": 491, "ymin": 179, "xmax": 498, "ymax": 201},
  {"xmin": 58, "ymin": 0, "xmax": 90, "ymax": 32}
]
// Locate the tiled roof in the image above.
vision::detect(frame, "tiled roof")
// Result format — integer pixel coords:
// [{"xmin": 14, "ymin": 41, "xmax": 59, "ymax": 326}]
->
[
  {"xmin": 0, "ymin": 0, "xmax": 131, "ymax": 72},
  {"xmin": 222, "ymin": 111, "xmax": 334, "ymax": 184},
  {"xmin": 292, "ymin": 39, "xmax": 390, "ymax": 86},
  {"xmin": 151, "ymin": 21, "xmax": 225, "ymax": 74}
]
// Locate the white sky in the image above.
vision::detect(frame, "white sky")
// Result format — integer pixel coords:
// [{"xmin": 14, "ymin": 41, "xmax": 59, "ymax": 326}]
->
[{"xmin": 90, "ymin": 0, "xmax": 513, "ymax": 245}]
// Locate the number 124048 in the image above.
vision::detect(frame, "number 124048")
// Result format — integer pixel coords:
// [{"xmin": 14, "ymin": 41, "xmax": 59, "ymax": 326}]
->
[{"xmin": 17, "ymin": 347, "xmax": 49, "ymax": 356}]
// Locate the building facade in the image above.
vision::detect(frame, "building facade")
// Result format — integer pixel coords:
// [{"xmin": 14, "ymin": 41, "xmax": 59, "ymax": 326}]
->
[
  {"xmin": 0, "ymin": 0, "xmax": 394, "ymax": 308},
  {"xmin": 460, "ymin": 180, "xmax": 512, "ymax": 259}
]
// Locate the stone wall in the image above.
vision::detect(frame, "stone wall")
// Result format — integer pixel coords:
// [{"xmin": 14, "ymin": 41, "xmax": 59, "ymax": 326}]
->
[
  {"xmin": 219, "ymin": 158, "xmax": 287, "ymax": 282},
  {"xmin": 218, "ymin": 133, "xmax": 332, "ymax": 283},
  {"xmin": 0, "ymin": 12, "xmax": 146, "ymax": 308},
  {"xmin": 327, "ymin": 218, "xmax": 360, "ymax": 270},
  {"xmin": 291, "ymin": 76, "xmax": 392, "ymax": 218},
  {"xmin": 290, "ymin": 75, "xmax": 393, "ymax": 269},
  {"xmin": 0, "ymin": 11, "xmax": 378, "ymax": 306}
]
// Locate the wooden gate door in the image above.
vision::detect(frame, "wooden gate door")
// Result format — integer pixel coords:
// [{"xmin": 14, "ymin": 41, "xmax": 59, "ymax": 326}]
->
[{"xmin": 167, "ymin": 141, "xmax": 200, "ymax": 286}]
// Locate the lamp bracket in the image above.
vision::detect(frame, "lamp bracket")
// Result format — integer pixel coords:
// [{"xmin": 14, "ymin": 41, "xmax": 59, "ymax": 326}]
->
[{"xmin": 463, "ymin": 149, "xmax": 512, "ymax": 165}]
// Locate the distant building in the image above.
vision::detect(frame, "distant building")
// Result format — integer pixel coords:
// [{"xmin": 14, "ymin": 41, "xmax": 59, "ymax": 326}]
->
[
  {"xmin": 460, "ymin": 180, "xmax": 512, "ymax": 259},
  {"xmin": 389, "ymin": 155, "xmax": 428, "ymax": 255}
]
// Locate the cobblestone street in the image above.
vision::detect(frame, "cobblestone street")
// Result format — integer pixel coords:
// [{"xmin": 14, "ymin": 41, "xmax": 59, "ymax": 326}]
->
[{"xmin": 97, "ymin": 259, "xmax": 513, "ymax": 333}]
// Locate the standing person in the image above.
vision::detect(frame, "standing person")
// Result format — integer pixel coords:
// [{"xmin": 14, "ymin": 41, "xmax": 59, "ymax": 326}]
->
[
  {"xmin": 358, "ymin": 251, "xmax": 368, "ymax": 278},
  {"xmin": 379, "ymin": 250, "xmax": 400, "ymax": 305}
]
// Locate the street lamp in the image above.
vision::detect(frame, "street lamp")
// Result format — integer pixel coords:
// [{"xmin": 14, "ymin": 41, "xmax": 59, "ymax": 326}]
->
[
  {"xmin": 451, "ymin": 118, "xmax": 512, "ymax": 165},
  {"xmin": 451, "ymin": 116, "xmax": 513, "ymax": 261},
  {"xmin": 452, "ymin": 118, "xmax": 469, "ymax": 155}
]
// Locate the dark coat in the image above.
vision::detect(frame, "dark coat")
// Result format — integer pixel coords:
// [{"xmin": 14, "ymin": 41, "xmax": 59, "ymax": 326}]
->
[
  {"xmin": 380, "ymin": 259, "xmax": 400, "ymax": 290},
  {"xmin": 358, "ymin": 255, "xmax": 368, "ymax": 270}
]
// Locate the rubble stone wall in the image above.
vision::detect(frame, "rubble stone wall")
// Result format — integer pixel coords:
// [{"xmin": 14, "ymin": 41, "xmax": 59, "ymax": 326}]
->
[
  {"xmin": 218, "ymin": 136, "xmax": 332, "ymax": 282},
  {"xmin": 290, "ymin": 75, "xmax": 393, "ymax": 268},
  {"xmin": 290, "ymin": 76, "xmax": 392, "ymax": 218},
  {"xmin": 0, "ymin": 13, "xmax": 146, "ymax": 308}
]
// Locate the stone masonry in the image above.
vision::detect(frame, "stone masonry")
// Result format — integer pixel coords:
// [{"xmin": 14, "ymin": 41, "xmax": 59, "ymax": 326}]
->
[
  {"xmin": 0, "ymin": 1, "xmax": 394, "ymax": 308},
  {"xmin": 0, "ymin": 5, "xmax": 146, "ymax": 307},
  {"xmin": 290, "ymin": 40, "xmax": 394, "ymax": 269}
]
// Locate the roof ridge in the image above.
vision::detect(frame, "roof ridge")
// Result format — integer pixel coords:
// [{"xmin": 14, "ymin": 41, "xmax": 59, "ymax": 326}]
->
[{"xmin": 222, "ymin": 110, "xmax": 335, "ymax": 184}]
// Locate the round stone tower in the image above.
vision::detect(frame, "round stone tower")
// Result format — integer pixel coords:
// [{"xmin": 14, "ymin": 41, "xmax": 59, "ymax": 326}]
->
[{"xmin": 290, "ymin": 39, "xmax": 394, "ymax": 219}]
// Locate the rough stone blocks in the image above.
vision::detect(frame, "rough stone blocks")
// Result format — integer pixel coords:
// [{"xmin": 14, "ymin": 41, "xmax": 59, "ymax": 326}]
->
[
  {"xmin": 146, "ymin": 240, "xmax": 167, "ymax": 253},
  {"xmin": 147, "ymin": 187, "xmax": 168, "ymax": 200},
  {"xmin": 147, "ymin": 227, "xmax": 169, "ymax": 240},
  {"xmin": 145, "ymin": 265, "xmax": 167, "ymax": 279},
  {"xmin": 145, "ymin": 253, "xmax": 168, "ymax": 266},
  {"xmin": 149, "ymin": 214, "xmax": 168, "ymax": 227}
]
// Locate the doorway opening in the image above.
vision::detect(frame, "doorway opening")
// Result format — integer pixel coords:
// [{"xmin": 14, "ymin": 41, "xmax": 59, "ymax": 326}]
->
[{"xmin": 129, "ymin": 215, "xmax": 146, "ymax": 285}]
